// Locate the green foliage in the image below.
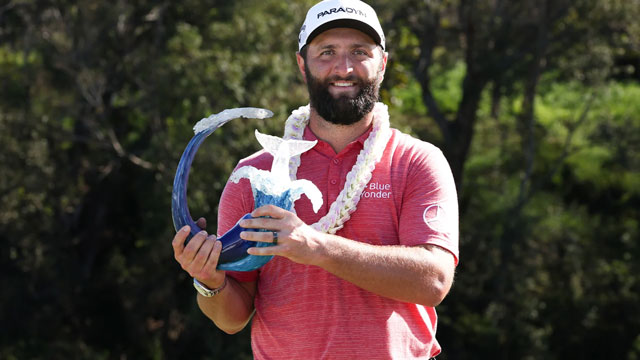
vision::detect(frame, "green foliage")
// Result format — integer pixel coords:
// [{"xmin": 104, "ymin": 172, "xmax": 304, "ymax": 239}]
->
[
  {"xmin": 1, "ymin": 0, "xmax": 639, "ymax": 359},
  {"xmin": 454, "ymin": 76, "xmax": 640, "ymax": 358}
]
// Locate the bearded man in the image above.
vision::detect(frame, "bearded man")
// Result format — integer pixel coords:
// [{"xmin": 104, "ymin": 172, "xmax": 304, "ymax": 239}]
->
[{"xmin": 172, "ymin": 0, "xmax": 459, "ymax": 358}]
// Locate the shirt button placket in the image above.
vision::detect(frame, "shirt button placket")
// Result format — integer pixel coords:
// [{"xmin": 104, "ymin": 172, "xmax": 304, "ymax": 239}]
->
[{"xmin": 328, "ymin": 157, "xmax": 341, "ymax": 202}]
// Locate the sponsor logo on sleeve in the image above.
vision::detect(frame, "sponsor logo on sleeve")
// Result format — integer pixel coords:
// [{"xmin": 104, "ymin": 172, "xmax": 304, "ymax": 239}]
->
[{"xmin": 423, "ymin": 204, "xmax": 448, "ymax": 233}]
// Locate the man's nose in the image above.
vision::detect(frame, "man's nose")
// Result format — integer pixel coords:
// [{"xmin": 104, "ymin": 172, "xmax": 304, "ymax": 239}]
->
[{"xmin": 333, "ymin": 53, "xmax": 354, "ymax": 77}]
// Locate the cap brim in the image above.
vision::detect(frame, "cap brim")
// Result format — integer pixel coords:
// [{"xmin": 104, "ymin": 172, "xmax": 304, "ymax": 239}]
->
[{"xmin": 304, "ymin": 19, "xmax": 383, "ymax": 50}]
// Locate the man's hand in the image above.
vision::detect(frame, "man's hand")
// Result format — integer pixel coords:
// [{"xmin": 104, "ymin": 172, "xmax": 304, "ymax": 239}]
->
[
  {"xmin": 239, "ymin": 205, "xmax": 324, "ymax": 266},
  {"xmin": 172, "ymin": 217, "xmax": 226, "ymax": 289}
]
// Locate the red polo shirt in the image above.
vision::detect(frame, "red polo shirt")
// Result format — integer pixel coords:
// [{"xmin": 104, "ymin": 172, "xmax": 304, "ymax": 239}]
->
[{"xmin": 217, "ymin": 125, "xmax": 459, "ymax": 359}]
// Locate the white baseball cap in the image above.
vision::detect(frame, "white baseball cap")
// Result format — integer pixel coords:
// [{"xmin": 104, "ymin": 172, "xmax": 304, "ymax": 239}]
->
[{"xmin": 298, "ymin": 0, "xmax": 385, "ymax": 51}]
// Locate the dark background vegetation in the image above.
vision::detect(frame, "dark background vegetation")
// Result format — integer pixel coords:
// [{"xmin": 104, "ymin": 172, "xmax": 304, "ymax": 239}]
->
[{"xmin": 1, "ymin": 0, "xmax": 639, "ymax": 359}]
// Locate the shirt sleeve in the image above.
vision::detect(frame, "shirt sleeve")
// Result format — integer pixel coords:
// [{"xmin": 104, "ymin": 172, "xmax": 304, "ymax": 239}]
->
[
  {"xmin": 398, "ymin": 146, "xmax": 459, "ymax": 265},
  {"xmin": 217, "ymin": 171, "xmax": 259, "ymax": 282}
]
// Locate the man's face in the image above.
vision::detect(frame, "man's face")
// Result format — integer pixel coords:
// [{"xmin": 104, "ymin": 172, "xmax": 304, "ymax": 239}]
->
[{"xmin": 298, "ymin": 27, "xmax": 387, "ymax": 125}]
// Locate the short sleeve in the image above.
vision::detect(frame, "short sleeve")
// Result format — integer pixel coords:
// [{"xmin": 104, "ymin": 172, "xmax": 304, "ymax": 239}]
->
[{"xmin": 398, "ymin": 147, "xmax": 459, "ymax": 265}]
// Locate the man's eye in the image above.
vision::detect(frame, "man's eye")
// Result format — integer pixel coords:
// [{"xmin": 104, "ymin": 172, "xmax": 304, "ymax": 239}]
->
[{"xmin": 320, "ymin": 50, "xmax": 334, "ymax": 56}]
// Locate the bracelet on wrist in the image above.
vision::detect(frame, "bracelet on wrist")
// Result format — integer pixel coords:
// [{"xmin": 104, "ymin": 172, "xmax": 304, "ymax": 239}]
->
[{"xmin": 193, "ymin": 277, "xmax": 227, "ymax": 297}]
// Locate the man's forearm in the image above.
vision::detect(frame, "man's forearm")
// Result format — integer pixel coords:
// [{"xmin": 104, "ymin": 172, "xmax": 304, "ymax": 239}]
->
[
  {"xmin": 314, "ymin": 234, "xmax": 455, "ymax": 307},
  {"xmin": 241, "ymin": 205, "xmax": 456, "ymax": 306},
  {"xmin": 196, "ymin": 277, "xmax": 256, "ymax": 334}
]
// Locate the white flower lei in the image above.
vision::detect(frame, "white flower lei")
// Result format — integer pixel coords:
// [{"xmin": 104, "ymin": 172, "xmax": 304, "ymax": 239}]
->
[{"xmin": 283, "ymin": 102, "xmax": 392, "ymax": 234}]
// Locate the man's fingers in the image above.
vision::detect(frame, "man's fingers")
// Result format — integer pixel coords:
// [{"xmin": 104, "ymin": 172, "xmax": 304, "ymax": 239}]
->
[
  {"xmin": 172, "ymin": 221, "xmax": 225, "ymax": 286},
  {"xmin": 196, "ymin": 217, "xmax": 207, "ymax": 229},
  {"xmin": 247, "ymin": 245, "xmax": 276, "ymax": 256},
  {"xmin": 240, "ymin": 230, "xmax": 280, "ymax": 243},
  {"xmin": 181, "ymin": 230, "xmax": 207, "ymax": 261},
  {"xmin": 201, "ymin": 240, "xmax": 223, "ymax": 275},
  {"xmin": 190, "ymin": 235, "xmax": 216, "ymax": 274},
  {"xmin": 251, "ymin": 205, "xmax": 287, "ymax": 219},
  {"xmin": 172, "ymin": 225, "xmax": 191, "ymax": 256},
  {"xmin": 239, "ymin": 217, "xmax": 281, "ymax": 231}
]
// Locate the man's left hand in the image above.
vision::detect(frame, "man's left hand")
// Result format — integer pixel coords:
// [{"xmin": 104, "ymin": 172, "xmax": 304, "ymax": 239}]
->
[{"xmin": 239, "ymin": 205, "xmax": 323, "ymax": 266}]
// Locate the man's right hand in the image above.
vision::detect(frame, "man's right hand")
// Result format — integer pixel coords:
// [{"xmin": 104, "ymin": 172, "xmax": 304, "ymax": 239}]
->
[{"xmin": 172, "ymin": 217, "xmax": 226, "ymax": 290}]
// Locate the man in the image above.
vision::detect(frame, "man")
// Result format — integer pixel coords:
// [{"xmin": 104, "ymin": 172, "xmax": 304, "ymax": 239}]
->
[{"xmin": 172, "ymin": 0, "xmax": 459, "ymax": 358}]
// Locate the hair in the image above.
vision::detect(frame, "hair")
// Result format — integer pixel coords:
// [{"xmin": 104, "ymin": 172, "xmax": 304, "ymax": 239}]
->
[{"xmin": 299, "ymin": 45, "xmax": 309, "ymax": 61}]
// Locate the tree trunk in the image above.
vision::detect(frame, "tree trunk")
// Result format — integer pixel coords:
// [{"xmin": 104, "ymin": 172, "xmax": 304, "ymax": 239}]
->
[{"xmin": 445, "ymin": 73, "xmax": 488, "ymax": 191}]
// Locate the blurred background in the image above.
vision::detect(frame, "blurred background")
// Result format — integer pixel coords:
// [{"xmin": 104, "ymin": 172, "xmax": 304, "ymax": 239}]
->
[{"xmin": 1, "ymin": 0, "xmax": 638, "ymax": 359}]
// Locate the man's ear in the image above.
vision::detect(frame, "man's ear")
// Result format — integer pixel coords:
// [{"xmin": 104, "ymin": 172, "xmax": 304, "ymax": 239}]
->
[
  {"xmin": 381, "ymin": 51, "xmax": 388, "ymax": 73},
  {"xmin": 374, "ymin": 50, "xmax": 389, "ymax": 83},
  {"xmin": 296, "ymin": 52, "xmax": 307, "ymax": 83}
]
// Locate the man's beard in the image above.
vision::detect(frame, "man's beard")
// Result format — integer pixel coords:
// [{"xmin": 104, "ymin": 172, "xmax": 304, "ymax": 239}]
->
[{"xmin": 305, "ymin": 65, "xmax": 381, "ymax": 126}]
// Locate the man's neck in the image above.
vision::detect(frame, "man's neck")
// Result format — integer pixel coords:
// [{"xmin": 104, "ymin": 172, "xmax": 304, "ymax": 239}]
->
[{"xmin": 308, "ymin": 108, "xmax": 374, "ymax": 154}]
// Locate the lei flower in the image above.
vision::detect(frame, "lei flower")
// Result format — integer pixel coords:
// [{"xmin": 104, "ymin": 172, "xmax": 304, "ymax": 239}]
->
[{"xmin": 283, "ymin": 102, "xmax": 391, "ymax": 234}]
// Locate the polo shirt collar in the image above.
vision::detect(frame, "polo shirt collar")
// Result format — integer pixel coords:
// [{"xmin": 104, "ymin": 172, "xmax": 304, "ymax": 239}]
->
[{"xmin": 302, "ymin": 125, "xmax": 372, "ymax": 157}]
